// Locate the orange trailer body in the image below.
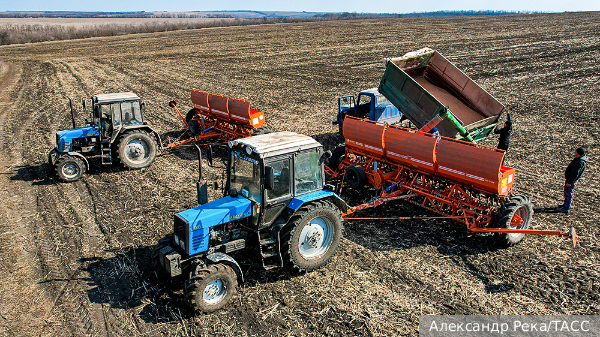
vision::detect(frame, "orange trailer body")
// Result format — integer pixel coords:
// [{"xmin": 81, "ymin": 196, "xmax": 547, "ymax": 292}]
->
[
  {"xmin": 331, "ymin": 116, "xmax": 574, "ymax": 245},
  {"xmin": 167, "ymin": 89, "xmax": 266, "ymax": 148}
]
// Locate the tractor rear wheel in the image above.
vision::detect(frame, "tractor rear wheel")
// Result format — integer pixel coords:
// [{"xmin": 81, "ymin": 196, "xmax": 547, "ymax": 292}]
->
[
  {"xmin": 56, "ymin": 156, "xmax": 85, "ymax": 182},
  {"xmin": 346, "ymin": 164, "xmax": 367, "ymax": 189},
  {"xmin": 281, "ymin": 201, "xmax": 343, "ymax": 272},
  {"xmin": 494, "ymin": 194, "xmax": 533, "ymax": 247},
  {"xmin": 117, "ymin": 131, "xmax": 157, "ymax": 169},
  {"xmin": 185, "ymin": 263, "xmax": 237, "ymax": 313},
  {"xmin": 252, "ymin": 126, "xmax": 274, "ymax": 136}
]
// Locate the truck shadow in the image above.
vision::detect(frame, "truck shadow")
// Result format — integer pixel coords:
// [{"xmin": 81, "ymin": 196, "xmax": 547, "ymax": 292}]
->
[{"xmin": 81, "ymin": 244, "xmax": 295, "ymax": 324}]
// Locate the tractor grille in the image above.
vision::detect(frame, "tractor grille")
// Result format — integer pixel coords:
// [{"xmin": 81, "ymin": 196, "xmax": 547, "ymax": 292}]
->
[
  {"xmin": 174, "ymin": 214, "xmax": 188, "ymax": 253},
  {"xmin": 192, "ymin": 232, "xmax": 205, "ymax": 252}
]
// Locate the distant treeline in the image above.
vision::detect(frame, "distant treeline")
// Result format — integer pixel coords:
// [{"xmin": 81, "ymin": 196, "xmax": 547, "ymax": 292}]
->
[
  {"xmin": 398, "ymin": 10, "xmax": 538, "ymax": 17},
  {"xmin": 0, "ymin": 10, "xmax": 534, "ymax": 46}
]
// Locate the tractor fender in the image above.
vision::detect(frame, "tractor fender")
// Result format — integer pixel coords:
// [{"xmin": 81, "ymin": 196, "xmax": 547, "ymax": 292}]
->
[
  {"xmin": 206, "ymin": 252, "xmax": 244, "ymax": 283},
  {"xmin": 271, "ymin": 190, "xmax": 348, "ymax": 232},
  {"xmin": 66, "ymin": 152, "xmax": 90, "ymax": 170}
]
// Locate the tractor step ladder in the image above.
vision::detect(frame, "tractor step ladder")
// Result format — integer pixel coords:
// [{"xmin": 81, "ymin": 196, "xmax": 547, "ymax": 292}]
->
[
  {"xmin": 258, "ymin": 229, "xmax": 280, "ymax": 270},
  {"xmin": 101, "ymin": 140, "xmax": 112, "ymax": 165}
]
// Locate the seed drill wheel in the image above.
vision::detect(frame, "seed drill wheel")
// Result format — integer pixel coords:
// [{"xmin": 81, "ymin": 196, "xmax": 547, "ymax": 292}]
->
[
  {"xmin": 281, "ymin": 201, "xmax": 343, "ymax": 272},
  {"xmin": 55, "ymin": 156, "xmax": 86, "ymax": 182},
  {"xmin": 185, "ymin": 263, "xmax": 237, "ymax": 313},
  {"xmin": 117, "ymin": 131, "xmax": 157, "ymax": 169},
  {"xmin": 494, "ymin": 194, "xmax": 533, "ymax": 247},
  {"xmin": 326, "ymin": 145, "xmax": 345, "ymax": 171},
  {"xmin": 346, "ymin": 164, "xmax": 367, "ymax": 189}
]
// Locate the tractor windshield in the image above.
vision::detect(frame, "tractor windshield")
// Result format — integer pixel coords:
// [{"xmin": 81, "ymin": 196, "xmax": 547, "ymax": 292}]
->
[{"xmin": 230, "ymin": 151, "xmax": 261, "ymax": 204}]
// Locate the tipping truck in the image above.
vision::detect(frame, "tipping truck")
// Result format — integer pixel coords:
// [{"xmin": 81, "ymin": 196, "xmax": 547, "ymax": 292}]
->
[
  {"xmin": 335, "ymin": 47, "xmax": 506, "ymax": 142},
  {"xmin": 154, "ymin": 131, "xmax": 347, "ymax": 312},
  {"xmin": 48, "ymin": 93, "xmax": 161, "ymax": 182}
]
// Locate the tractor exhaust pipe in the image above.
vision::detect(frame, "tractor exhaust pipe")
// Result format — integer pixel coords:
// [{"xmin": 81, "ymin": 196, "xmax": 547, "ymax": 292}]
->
[
  {"xmin": 195, "ymin": 144, "xmax": 208, "ymax": 205},
  {"xmin": 68, "ymin": 97, "xmax": 76, "ymax": 129}
]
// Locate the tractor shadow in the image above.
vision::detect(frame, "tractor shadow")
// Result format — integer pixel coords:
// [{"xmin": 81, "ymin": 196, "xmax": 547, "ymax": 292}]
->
[
  {"xmin": 8, "ymin": 163, "xmax": 56, "ymax": 185},
  {"xmin": 82, "ymin": 242, "xmax": 296, "ymax": 324}
]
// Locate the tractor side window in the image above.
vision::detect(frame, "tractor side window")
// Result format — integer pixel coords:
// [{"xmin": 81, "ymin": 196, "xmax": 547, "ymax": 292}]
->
[
  {"xmin": 266, "ymin": 158, "xmax": 291, "ymax": 201},
  {"xmin": 121, "ymin": 101, "xmax": 142, "ymax": 125},
  {"xmin": 110, "ymin": 103, "xmax": 121, "ymax": 126},
  {"xmin": 294, "ymin": 150, "xmax": 323, "ymax": 195}
]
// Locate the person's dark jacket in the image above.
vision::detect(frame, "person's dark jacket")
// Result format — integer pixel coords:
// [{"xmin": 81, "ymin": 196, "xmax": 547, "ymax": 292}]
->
[
  {"xmin": 494, "ymin": 113, "xmax": 512, "ymax": 151},
  {"xmin": 565, "ymin": 155, "xmax": 588, "ymax": 185}
]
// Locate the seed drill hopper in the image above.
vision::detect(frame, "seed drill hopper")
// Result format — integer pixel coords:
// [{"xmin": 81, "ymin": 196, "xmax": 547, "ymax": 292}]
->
[
  {"xmin": 166, "ymin": 89, "xmax": 272, "ymax": 148},
  {"xmin": 326, "ymin": 116, "xmax": 576, "ymax": 247}
]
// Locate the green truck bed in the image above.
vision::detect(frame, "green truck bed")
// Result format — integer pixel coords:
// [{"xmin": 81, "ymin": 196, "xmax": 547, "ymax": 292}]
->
[{"xmin": 378, "ymin": 47, "xmax": 505, "ymax": 142}]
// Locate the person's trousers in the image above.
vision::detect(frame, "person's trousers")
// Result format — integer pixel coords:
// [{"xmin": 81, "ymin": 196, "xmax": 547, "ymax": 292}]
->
[{"xmin": 563, "ymin": 181, "xmax": 577, "ymax": 209}]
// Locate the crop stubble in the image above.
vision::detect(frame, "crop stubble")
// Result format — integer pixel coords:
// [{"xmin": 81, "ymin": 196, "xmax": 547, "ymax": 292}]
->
[{"xmin": 0, "ymin": 12, "xmax": 598, "ymax": 337}]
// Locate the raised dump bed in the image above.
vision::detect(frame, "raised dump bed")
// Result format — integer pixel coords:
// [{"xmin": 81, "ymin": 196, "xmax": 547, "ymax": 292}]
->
[{"xmin": 379, "ymin": 47, "xmax": 505, "ymax": 142}]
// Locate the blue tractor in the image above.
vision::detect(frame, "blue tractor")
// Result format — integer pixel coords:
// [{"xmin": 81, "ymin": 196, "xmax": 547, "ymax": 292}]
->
[
  {"xmin": 155, "ymin": 131, "xmax": 347, "ymax": 312},
  {"xmin": 333, "ymin": 88, "xmax": 403, "ymax": 136},
  {"xmin": 48, "ymin": 92, "xmax": 161, "ymax": 182}
]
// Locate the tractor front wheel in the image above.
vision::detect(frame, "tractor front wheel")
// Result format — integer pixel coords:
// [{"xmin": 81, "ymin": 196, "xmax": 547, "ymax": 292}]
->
[
  {"xmin": 281, "ymin": 201, "xmax": 343, "ymax": 272},
  {"xmin": 55, "ymin": 156, "xmax": 86, "ymax": 182},
  {"xmin": 185, "ymin": 263, "xmax": 237, "ymax": 313},
  {"xmin": 494, "ymin": 194, "xmax": 533, "ymax": 247},
  {"xmin": 117, "ymin": 131, "xmax": 157, "ymax": 169}
]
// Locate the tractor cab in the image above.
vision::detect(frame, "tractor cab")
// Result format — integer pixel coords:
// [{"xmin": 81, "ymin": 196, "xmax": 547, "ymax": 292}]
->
[
  {"xmin": 226, "ymin": 131, "xmax": 326, "ymax": 227},
  {"xmin": 90, "ymin": 92, "xmax": 145, "ymax": 142}
]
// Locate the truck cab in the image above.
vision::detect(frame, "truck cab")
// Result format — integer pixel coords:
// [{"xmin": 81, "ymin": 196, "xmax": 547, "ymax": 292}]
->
[
  {"xmin": 156, "ymin": 131, "xmax": 346, "ymax": 312},
  {"xmin": 334, "ymin": 88, "xmax": 403, "ymax": 136}
]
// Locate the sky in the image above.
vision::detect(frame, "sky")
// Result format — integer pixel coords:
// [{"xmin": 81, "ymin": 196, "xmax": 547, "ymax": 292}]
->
[{"xmin": 1, "ymin": 0, "xmax": 599, "ymax": 14}]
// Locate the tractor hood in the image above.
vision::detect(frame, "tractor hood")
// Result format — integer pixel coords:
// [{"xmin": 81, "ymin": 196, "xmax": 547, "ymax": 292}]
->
[
  {"xmin": 176, "ymin": 195, "xmax": 252, "ymax": 256},
  {"xmin": 56, "ymin": 126, "xmax": 99, "ymax": 152},
  {"xmin": 57, "ymin": 125, "xmax": 99, "ymax": 140}
]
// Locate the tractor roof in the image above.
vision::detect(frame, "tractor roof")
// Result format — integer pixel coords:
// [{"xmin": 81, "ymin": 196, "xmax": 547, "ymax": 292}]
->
[
  {"xmin": 93, "ymin": 92, "xmax": 140, "ymax": 104},
  {"xmin": 229, "ymin": 131, "xmax": 322, "ymax": 158}
]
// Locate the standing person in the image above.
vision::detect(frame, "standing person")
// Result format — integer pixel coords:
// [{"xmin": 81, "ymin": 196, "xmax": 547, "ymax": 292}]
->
[
  {"xmin": 557, "ymin": 147, "xmax": 588, "ymax": 213},
  {"xmin": 494, "ymin": 112, "xmax": 512, "ymax": 151}
]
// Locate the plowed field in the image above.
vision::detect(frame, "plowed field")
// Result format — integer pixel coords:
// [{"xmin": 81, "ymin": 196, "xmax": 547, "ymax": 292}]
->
[{"xmin": 0, "ymin": 12, "xmax": 598, "ymax": 337}]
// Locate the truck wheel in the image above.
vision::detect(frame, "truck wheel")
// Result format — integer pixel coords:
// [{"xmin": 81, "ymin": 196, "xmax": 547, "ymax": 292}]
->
[
  {"xmin": 281, "ymin": 201, "xmax": 343, "ymax": 272},
  {"xmin": 346, "ymin": 164, "xmax": 367, "ymax": 189},
  {"xmin": 117, "ymin": 131, "xmax": 157, "ymax": 169},
  {"xmin": 494, "ymin": 194, "xmax": 533, "ymax": 247},
  {"xmin": 252, "ymin": 126, "xmax": 274, "ymax": 136},
  {"xmin": 56, "ymin": 156, "xmax": 85, "ymax": 182},
  {"xmin": 326, "ymin": 146, "xmax": 345, "ymax": 170},
  {"xmin": 185, "ymin": 264, "xmax": 237, "ymax": 313}
]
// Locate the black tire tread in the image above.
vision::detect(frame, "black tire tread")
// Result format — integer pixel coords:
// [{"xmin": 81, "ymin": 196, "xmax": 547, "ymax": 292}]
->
[
  {"xmin": 116, "ymin": 130, "xmax": 158, "ymax": 169},
  {"xmin": 184, "ymin": 263, "xmax": 237, "ymax": 313}
]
